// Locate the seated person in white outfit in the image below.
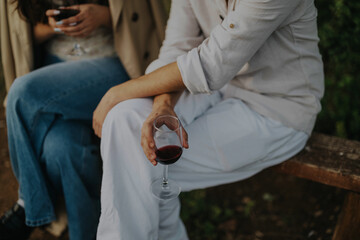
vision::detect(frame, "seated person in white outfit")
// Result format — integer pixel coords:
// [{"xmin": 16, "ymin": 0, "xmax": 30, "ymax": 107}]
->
[{"xmin": 92, "ymin": 0, "xmax": 324, "ymax": 239}]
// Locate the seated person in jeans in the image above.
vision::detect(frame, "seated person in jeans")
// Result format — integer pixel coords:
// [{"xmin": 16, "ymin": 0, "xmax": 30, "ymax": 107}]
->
[{"xmin": 0, "ymin": 0, "xmax": 165, "ymax": 239}]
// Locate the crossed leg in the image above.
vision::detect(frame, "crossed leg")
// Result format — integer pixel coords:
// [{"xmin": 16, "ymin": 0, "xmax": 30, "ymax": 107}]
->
[{"xmin": 97, "ymin": 92, "xmax": 308, "ymax": 240}]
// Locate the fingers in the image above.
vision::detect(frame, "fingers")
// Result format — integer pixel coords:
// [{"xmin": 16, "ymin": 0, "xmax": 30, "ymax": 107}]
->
[
  {"xmin": 61, "ymin": 5, "xmax": 81, "ymax": 10},
  {"xmin": 46, "ymin": 9, "xmax": 62, "ymax": 30},
  {"xmin": 59, "ymin": 24, "xmax": 86, "ymax": 36},
  {"xmin": 141, "ymin": 120, "xmax": 157, "ymax": 166},
  {"xmin": 46, "ymin": 9, "xmax": 61, "ymax": 17},
  {"xmin": 182, "ymin": 127, "xmax": 189, "ymax": 149},
  {"xmin": 55, "ymin": 21, "xmax": 93, "ymax": 37},
  {"xmin": 58, "ymin": 14, "xmax": 82, "ymax": 27},
  {"xmin": 56, "ymin": 17, "xmax": 94, "ymax": 37},
  {"xmin": 92, "ymin": 108, "xmax": 103, "ymax": 138},
  {"xmin": 92, "ymin": 117, "xmax": 102, "ymax": 138}
]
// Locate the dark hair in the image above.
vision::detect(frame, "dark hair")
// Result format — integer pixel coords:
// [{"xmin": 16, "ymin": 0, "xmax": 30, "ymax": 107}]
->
[
  {"xmin": 13, "ymin": 0, "xmax": 51, "ymax": 24},
  {"xmin": 13, "ymin": 0, "xmax": 109, "ymax": 25}
]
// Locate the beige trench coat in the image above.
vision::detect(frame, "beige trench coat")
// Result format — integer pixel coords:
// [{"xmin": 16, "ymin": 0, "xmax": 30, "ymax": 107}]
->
[
  {"xmin": 0, "ymin": 0, "xmax": 167, "ymax": 234},
  {"xmin": 0, "ymin": 0, "xmax": 167, "ymax": 92}
]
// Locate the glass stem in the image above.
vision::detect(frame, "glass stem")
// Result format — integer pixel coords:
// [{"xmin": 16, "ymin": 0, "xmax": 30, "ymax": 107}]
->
[
  {"xmin": 162, "ymin": 165, "xmax": 169, "ymax": 189},
  {"xmin": 74, "ymin": 42, "xmax": 80, "ymax": 49}
]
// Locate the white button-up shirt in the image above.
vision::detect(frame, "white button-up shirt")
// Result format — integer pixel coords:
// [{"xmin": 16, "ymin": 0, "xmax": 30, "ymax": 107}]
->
[{"xmin": 146, "ymin": 0, "xmax": 324, "ymax": 135}]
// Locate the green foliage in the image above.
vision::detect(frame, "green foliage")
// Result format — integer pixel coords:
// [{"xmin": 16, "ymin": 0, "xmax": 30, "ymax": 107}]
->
[
  {"xmin": 180, "ymin": 190, "xmax": 237, "ymax": 239},
  {"xmin": 262, "ymin": 192, "xmax": 275, "ymax": 203},
  {"xmin": 243, "ymin": 199, "xmax": 256, "ymax": 217},
  {"xmin": 314, "ymin": 0, "xmax": 360, "ymax": 140}
]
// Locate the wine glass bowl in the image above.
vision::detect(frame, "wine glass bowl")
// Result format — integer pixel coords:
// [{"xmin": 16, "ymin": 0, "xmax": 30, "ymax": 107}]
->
[
  {"xmin": 53, "ymin": 8, "xmax": 80, "ymax": 22},
  {"xmin": 151, "ymin": 115, "xmax": 183, "ymax": 201},
  {"xmin": 153, "ymin": 115, "xmax": 183, "ymax": 164}
]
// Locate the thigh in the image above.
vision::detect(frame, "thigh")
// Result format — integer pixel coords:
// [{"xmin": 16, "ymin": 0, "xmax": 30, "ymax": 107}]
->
[
  {"xmin": 174, "ymin": 90, "xmax": 223, "ymax": 126},
  {"xmin": 10, "ymin": 57, "xmax": 129, "ymax": 120},
  {"xmin": 170, "ymin": 98, "xmax": 308, "ymax": 191}
]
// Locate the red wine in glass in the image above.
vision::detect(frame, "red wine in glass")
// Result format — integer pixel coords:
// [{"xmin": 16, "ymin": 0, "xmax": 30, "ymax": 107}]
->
[
  {"xmin": 54, "ymin": 9, "xmax": 80, "ymax": 21},
  {"xmin": 151, "ymin": 115, "xmax": 183, "ymax": 201},
  {"xmin": 156, "ymin": 145, "xmax": 183, "ymax": 165}
]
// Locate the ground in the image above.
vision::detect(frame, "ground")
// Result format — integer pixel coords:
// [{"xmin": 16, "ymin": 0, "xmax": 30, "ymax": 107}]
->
[{"xmin": 0, "ymin": 105, "xmax": 345, "ymax": 240}]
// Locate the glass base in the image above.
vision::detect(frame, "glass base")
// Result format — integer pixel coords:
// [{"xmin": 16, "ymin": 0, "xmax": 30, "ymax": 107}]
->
[
  {"xmin": 151, "ymin": 178, "xmax": 181, "ymax": 201},
  {"xmin": 68, "ymin": 43, "xmax": 86, "ymax": 57}
]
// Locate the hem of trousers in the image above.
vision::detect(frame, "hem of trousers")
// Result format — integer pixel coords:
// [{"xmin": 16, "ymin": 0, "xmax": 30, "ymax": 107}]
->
[{"xmin": 26, "ymin": 214, "xmax": 56, "ymax": 227}]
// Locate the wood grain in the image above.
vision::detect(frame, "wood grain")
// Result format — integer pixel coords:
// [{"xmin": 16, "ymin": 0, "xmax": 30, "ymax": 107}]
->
[{"xmin": 273, "ymin": 133, "xmax": 360, "ymax": 192}]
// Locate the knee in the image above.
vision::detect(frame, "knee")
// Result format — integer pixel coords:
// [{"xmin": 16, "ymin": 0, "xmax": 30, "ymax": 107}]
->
[
  {"xmin": 100, "ymin": 99, "xmax": 152, "ymax": 165},
  {"xmin": 103, "ymin": 98, "xmax": 153, "ymax": 131},
  {"xmin": 6, "ymin": 74, "xmax": 38, "ymax": 111},
  {"xmin": 42, "ymin": 129, "xmax": 73, "ymax": 170},
  {"xmin": 40, "ymin": 134, "xmax": 66, "ymax": 185}
]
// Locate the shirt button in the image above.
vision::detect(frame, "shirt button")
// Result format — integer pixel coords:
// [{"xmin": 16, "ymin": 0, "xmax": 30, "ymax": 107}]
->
[
  {"xmin": 132, "ymin": 12, "xmax": 139, "ymax": 22},
  {"xmin": 229, "ymin": 23, "xmax": 235, "ymax": 29},
  {"xmin": 144, "ymin": 51, "xmax": 150, "ymax": 60}
]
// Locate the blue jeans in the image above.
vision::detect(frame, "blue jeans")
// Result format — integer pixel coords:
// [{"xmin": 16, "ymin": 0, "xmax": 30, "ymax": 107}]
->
[{"xmin": 6, "ymin": 56, "xmax": 129, "ymax": 240}]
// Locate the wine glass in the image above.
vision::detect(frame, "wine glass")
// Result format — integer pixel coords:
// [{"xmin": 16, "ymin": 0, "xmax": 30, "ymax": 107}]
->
[
  {"xmin": 52, "ymin": 0, "xmax": 86, "ymax": 56},
  {"xmin": 150, "ymin": 115, "xmax": 183, "ymax": 201}
]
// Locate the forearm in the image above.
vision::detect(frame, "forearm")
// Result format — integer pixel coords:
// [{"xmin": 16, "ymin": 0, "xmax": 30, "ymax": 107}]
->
[
  {"xmin": 33, "ymin": 23, "xmax": 57, "ymax": 44},
  {"xmin": 97, "ymin": 5, "xmax": 112, "ymax": 29},
  {"xmin": 107, "ymin": 62, "xmax": 186, "ymax": 109}
]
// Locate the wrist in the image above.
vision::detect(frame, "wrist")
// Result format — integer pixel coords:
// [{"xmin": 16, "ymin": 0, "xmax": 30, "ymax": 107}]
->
[
  {"xmin": 98, "ymin": 5, "xmax": 112, "ymax": 28},
  {"xmin": 106, "ymin": 86, "xmax": 123, "ymax": 109},
  {"xmin": 33, "ymin": 23, "xmax": 57, "ymax": 44},
  {"xmin": 153, "ymin": 95, "xmax": 175, "ymax": 110}
]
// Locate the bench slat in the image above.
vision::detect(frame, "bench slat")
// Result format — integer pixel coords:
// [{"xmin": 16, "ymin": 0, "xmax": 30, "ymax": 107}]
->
[{"xmin": 273, "ymin": 133, "xmax": 360, "ymax": 192}]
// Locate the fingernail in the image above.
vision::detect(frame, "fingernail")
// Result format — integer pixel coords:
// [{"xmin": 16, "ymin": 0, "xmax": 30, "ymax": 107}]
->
[
  {"xmin": 56, "ymin": 21, "xmax": 63, "ymax": 25},
  {"xmin": 53, "ymin": 10, "xmax": 60, "ymax": 15},
  {"xmin": 54, "ymin": 28, "xmax": 62, "ymax": 33},
  {"xmin": 69, "ymin": 22, "xmax": 77, "ymax": 26}
]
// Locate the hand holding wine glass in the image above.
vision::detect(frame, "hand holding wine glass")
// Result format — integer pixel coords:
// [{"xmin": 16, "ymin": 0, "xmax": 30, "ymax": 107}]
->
[
  {"xmin": 49, "ymin": 2, "xmax": 112, "ymax": 38},
  {"xmin": 150, "ymin": 115, "xmax": 184, "ymax": 201}
]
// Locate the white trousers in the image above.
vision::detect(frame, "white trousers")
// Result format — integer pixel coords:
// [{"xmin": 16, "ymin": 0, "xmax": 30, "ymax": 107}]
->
[{"xmin": 97, "ymin": 91, "xmax": 308, "ymax": 240}]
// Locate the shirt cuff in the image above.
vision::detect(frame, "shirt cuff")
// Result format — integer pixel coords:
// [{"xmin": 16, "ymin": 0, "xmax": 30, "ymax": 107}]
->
[{"xmin": 176, "ymin": 48, "xmax": 212, "ymax": 95}]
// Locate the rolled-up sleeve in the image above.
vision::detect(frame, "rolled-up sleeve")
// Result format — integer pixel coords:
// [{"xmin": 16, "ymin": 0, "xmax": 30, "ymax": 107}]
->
[
  {"xmin": 176, "ymin": 0, "xmax": 301, "ymax": 94},
  {"xmin": 177, "ymin": 48, "xmax": 211, "ymax": 94}
]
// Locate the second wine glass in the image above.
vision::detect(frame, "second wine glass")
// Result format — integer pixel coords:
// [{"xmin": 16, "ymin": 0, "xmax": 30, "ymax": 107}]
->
[
  {"xmin": 53, "ymin": 0, "xmax": 86, "ymax": 56},
  {"xmin": 150, "ymin": 115, "xmax": 183, "ymax": 201}
]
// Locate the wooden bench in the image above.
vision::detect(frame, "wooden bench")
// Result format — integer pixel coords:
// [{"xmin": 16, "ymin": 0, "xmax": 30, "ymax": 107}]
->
[{"xmin": 272, "ymin": 132, "xmax": 360, "ymax": 240}]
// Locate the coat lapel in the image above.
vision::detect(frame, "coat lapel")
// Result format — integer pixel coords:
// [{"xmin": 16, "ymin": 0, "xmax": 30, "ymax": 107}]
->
[{"xmin": 109, "ymin": 0, "xmax": 124, "ymax": 29}]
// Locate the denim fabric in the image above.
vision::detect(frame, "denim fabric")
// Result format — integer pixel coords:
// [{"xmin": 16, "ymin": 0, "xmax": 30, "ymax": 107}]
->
[{"xmin": 6, "ymin": 56, "xmax": 129, "ymax": 240}]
